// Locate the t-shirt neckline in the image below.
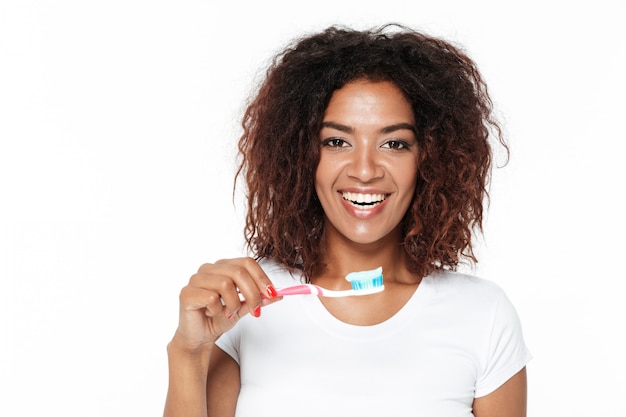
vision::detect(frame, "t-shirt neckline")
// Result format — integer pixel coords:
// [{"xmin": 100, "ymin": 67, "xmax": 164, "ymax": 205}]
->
[{"xmin": 297, "ymin": 275, "xmax": 434, "ymax": 341}]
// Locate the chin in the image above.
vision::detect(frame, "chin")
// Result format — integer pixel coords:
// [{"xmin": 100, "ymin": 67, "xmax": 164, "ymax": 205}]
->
[{"xmin": 343, "ymin": 228, "xmax": 399, "ymax": 246}]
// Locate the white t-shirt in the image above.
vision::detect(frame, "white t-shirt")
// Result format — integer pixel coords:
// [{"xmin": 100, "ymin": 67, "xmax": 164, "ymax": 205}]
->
[{"xmin": 216, "ymin": 260, "xmax": 531, "ymax": 417}]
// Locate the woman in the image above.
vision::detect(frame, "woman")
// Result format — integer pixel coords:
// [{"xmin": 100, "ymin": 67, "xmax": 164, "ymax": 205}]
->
[{"xmin": 164, "ymin": 24, "xmax": 531, "ymax": 417}]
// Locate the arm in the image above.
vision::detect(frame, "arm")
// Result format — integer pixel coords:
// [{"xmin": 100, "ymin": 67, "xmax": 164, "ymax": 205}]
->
[
  {"xmin": 163, "ymin": 338, "xmax": 241, "ymax": 417},
  {"xmin": 164, "ymin": 337, "xmax": 213, "ymax": 417},
  {"xmin": 472, "ymin": 367, "xmax": 527, "ymax": 417},
  {"xmin": 206, "ymin": 346, "xmax": 241, "ymax": 416},
  {"xmin": 163, "ymin": 258, "xmax": 280, "ymax": 417}
]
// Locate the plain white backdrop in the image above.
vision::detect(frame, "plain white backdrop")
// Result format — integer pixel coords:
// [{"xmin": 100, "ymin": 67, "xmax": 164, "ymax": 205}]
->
[{"xmin": 1, "ymin": 0, "xmax": 624, "ymax": 415}]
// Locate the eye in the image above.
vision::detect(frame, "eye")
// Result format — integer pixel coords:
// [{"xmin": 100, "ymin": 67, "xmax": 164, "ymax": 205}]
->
[
  {"xmin": 321, "ymin": 138, "xmax": 349, "ymax": 148},
  {"xmin": 381, "ymin": 140, "xmax": 410, "ymax": 150}
]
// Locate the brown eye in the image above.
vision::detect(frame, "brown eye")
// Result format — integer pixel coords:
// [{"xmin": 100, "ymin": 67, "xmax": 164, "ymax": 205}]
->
[
  {"xmin": 381, "ymin": 140, "xmax": 409, "ymax": 150},
  {"xmin": 322, "ymin": 138, "xmax": 349, "ymax": 148}
]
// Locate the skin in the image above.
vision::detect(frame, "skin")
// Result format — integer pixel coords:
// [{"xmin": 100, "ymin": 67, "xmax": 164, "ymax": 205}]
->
[
  {"xmin": 313, "ymin": 80, "xmax": 422, "ymax": 326},
  {"xmin": 473, "ymin": 368, "xmax": 528, "ymax": 417},
  {"xmin": 164, "ymin": 257, "xmax": 280, "ymax": 417},
  {"xmin": 163, "ymin": 80, "xmax": 527, "ymax": 417},
  {"xmin": 315, "ymin": 80, "xmax": 419, "ymax": 250}
]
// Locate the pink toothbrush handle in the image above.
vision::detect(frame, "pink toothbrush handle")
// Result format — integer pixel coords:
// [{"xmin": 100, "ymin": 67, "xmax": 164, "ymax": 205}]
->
[
  {"xmin": 240, "ymin": 284, "xmax": 323, "ymax": 301},
  {"xmin": 275, "ymin": 284, "xmax": 324, "ymax": 296}
]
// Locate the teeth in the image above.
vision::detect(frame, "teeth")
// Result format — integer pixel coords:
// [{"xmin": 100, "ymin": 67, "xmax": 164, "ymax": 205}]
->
[{"xmin": 342, "ymin": 192, "xmax": 386, "ymax": 206}]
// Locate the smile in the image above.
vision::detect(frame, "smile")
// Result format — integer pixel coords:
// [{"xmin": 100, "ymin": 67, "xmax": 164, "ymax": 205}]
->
[{"xmin": 341, "ymin": 192, "xmax": 387, "ymax": 208}]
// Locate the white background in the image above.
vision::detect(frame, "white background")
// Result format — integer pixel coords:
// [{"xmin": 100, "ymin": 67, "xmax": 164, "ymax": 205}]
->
[{"xmin": 1, "ymin": 0, "xmax": 624, "ymax": 415}]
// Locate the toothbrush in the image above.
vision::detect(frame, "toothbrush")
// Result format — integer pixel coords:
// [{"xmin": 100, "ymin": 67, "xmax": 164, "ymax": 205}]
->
[{"xmin": 250, "ymin": 266, "xmax": 384, "ymax": 298}]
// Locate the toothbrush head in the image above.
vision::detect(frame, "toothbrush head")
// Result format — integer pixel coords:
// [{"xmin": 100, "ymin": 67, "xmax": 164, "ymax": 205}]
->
[{"xmin": 345, "ymin": 266, "xmax": 384, "ymax": 295}]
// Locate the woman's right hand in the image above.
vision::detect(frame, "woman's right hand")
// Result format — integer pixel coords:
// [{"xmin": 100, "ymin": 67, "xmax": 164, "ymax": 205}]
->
[{"xmin": 171, "ymin": 257, "xmax": 281, "ymax": 352}]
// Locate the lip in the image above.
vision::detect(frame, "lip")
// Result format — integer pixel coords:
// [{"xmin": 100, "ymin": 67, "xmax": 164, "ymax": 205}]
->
[{"xmin": 337, "ymin": 189, "xmax": 391, "ymax": 219}]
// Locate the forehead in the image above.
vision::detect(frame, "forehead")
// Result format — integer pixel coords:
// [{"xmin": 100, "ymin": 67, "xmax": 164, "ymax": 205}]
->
[{"xmin": 323, "ymin": 80, "xmax": 415, "ymax": 125}]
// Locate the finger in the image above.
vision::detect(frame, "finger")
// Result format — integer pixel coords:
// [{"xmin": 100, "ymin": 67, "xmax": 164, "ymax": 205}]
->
[
  {"xmin": 188, "ymin": 267, "xmax": 245, "ymax": 317},
  {"xmin": 212, "ymin": 264, "xmax": 260, "ymax": 316},
  {"xmin": 179, "ymin": 285, "xmax": 232, "ymax": 317},
  {"xmin": 215, "ymin": 257, "xmax": 279, "ymax": 299},
  {"xmin": 194, "ymin": 258, "xmax": 280, "ymax": 318}
]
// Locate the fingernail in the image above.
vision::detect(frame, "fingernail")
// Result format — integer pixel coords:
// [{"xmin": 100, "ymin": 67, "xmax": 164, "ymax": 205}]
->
[
  {"xmin": 252, "ymin": 305, "xmax": 261, "ymax": 318},
  {"xmin": 265, "ymin": 285, "xmax": 278, "ymax": 298},
  {"xmin": 227, "ymin": 307, "xmax": 239, "ymax": 319}
]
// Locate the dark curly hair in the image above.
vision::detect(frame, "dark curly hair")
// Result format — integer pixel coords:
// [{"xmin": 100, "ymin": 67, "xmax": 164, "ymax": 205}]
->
[{"xmin": 236, "ymin": 24, "xmax": 507, "ymax": 280}]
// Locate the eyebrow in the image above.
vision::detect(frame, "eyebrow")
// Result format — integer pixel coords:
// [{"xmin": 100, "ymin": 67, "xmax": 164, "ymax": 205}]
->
[{"xmin": 321, "ymin": 121, "xmax": 416, "ymax": 134}]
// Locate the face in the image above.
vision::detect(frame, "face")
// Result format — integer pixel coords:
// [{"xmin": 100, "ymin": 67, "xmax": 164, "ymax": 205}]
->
[{"xmin": 315, "ymin": 80, "xmax": 419, "ymax": 247}]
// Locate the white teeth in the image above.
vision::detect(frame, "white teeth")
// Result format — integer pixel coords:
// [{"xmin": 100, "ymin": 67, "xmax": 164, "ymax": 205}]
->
[{"xmin": 342, "ymin": 192, "xmax": 386, "ymax": 206}]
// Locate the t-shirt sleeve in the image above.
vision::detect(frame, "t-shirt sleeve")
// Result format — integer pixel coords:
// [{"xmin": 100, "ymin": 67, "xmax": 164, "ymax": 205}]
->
[
  {"xmin": 474, "ymin": 290, "xmax": 532, "ymax": 397},
  {"xmin": 215, "ymin": 321, "xmax": 242, "ymax": 365}
]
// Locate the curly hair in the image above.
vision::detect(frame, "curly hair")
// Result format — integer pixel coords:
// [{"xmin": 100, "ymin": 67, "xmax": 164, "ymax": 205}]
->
[{"xmin": 236, "ymin": 24, "xmax": 507, "ymax": 280}]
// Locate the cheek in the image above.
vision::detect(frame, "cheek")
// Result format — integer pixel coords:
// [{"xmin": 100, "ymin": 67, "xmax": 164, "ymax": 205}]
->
[
  {"xmin": 392, "ymin": 162, "xmax": 419, "ymax": 202},
  {"xmin": 314, "ymin": 164, "xmax": 323, "ymax": 193},
  {"xmin": 314, "ymin": 164, "xmax": 330, "ymax": 202},
  {"xmin": 404, "ymin": 168, "xmax": 419, "ymax": 190},
  {"xmin": 314, "ymin": 155, "xmax": 337, "ymax": 193}
]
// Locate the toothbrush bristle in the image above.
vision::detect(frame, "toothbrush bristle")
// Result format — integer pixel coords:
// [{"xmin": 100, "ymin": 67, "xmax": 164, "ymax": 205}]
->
[
  {"xmin": 345, "ymin": 266, "xmax": 384, "ymax": 294},
  {"xmin": 350, "ymin": 274, "xmax": 384, "ymax": 290}
]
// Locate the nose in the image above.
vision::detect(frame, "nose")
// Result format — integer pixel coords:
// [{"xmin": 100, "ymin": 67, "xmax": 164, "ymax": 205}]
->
[{"xmin": 346, "ymin": 145, "xmax": 384, "ymax": 182}]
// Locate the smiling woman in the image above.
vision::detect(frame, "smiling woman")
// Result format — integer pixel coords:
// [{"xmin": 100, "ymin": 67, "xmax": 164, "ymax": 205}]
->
[
  {"xmin": 164, "ymin": 24, "xmax": 531, "ymax": 417},
  {"xmin": 315, "ymin": 80, "xmax": 419, "ymax": 248}
]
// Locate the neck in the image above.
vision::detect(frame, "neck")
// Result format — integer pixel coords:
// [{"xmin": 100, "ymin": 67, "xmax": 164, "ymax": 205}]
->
[{"xmin": 314, "ymin": 226, "xmax": 418, "ymax": 288}]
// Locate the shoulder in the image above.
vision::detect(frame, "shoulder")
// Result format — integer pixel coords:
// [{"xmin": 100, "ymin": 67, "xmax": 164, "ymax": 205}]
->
[
  {"xmin": 421, "ymin": 269, "xmax": 513, "ymax": 319},
  {"xmin": 426, "ymin": 269, "xmax": 505, "ymax": 299}
]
